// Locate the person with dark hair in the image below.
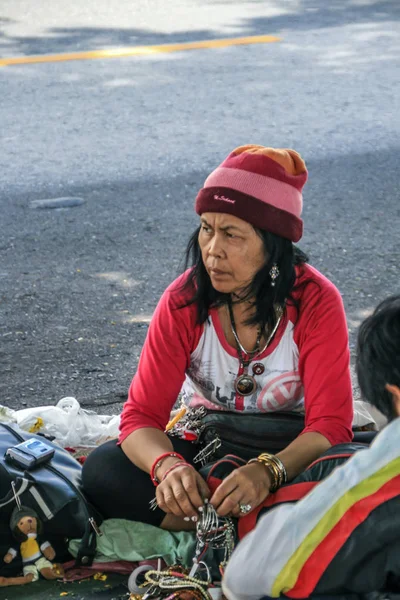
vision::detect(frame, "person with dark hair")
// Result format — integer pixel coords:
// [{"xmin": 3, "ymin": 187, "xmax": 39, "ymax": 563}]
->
[
  {"xmin": 356, "ymin": 295, "xmax": 400, "ymax": 422},
  {"xmin": 222, "ymin": 295, "xmax": 400, "ymax": 599},
  {"xmin": 82, "ymin": 145, "xmax": 354, "ymax": 531}
]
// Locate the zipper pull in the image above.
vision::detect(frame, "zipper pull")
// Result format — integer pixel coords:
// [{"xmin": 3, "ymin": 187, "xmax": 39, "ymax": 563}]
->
[
  {"xmin": 89, "ymin": 517, "xmax": 103, "ymax": 536},
  {"xmin": 11, "ymin": 481, "xmax": 22, "ymax": 510}
]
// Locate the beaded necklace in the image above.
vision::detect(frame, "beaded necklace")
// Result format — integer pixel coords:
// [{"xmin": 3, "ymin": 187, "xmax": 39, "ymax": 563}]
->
[{"xmin": 228, "ymin": 301, "xmax": 283, "ymax": 396}]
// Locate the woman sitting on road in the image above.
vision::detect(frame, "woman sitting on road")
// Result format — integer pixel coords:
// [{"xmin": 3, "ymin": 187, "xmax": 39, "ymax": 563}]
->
[{"xmin": 83, "ymin": 145, "xmax": 354, "ymax": 531}]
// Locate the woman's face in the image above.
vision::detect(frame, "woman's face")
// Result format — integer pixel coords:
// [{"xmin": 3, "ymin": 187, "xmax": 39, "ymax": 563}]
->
[{"xmin": 198, "ymin": 212, "xmax": 267, "ymax": 295}]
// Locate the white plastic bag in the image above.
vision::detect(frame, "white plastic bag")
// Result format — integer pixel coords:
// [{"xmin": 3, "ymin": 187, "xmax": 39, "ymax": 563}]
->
[
  {"xmin": 13, "ymin": 397, "xmax": 120, "ymax": 448},
  {"xmin": 352, "ymin": 399, "xmax": 377, "ymax": 429},
  {"xmin": 0, "ymin": 405, "xmax": 17, "ymax": 423}
]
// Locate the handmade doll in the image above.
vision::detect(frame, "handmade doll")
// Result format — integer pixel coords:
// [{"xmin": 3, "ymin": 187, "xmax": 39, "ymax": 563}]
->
[{"xmin": 0, "ymin": 506, "xmax": 64, "ymax": 586}]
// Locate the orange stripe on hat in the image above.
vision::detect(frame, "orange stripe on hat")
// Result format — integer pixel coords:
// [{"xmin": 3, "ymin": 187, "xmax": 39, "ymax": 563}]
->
[{"xmin": 231, "ymin": 145, "xmax": 307, "ymax": 177}]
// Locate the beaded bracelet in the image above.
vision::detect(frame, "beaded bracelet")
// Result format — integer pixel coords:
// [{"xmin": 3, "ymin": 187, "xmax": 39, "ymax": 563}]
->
[
  {"xmin": 161, "ymin": 461, "xmax": 195, "ymax": 482},
  {"xmin": 150, "ymin": 452, "xmax": 185, "ymax": 486}
]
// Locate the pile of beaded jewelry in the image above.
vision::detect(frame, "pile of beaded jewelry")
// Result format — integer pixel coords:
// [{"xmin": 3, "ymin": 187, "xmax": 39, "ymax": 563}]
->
[
  {"xmin": 129, "ymin": 502, "xmax": 235, "ymax": 599},
  {"xmin": 195, "ymin": 500, "xmax": 235, "ymax": 577},
  {"xmin": 166, "ymin": 405, "xmax": 207, "ymax": 442},
  {"xmin": 166, "ymin": 404, "xmax": 221, "ymax": 466}
]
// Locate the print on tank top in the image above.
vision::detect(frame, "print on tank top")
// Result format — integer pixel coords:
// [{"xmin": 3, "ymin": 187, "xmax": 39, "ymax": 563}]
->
[{"xmin": 181, "ymin": 318, "xmax": 304, "ymax": 413}]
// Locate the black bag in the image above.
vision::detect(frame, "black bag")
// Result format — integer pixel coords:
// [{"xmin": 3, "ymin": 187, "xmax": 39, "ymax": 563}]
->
[
  {"xmin": 197, "ymin": 410, "xmax": 306, "ymax": 462},
  {"xmin": 0, "ymin": 422, "xmax": 103, "ymax": 577},
  {"xmin": 196, "ymin": 410, "xmax": 377, "ymax": 463}
]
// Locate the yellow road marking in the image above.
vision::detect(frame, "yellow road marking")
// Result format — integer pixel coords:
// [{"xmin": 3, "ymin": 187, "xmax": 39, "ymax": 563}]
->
[{"xmin": 0, "ymin": 34, "xmax": 280, "ymax": 67}]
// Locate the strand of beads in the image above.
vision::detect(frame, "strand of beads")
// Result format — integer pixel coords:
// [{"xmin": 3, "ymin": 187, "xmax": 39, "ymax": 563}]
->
[
  {"xmin": 142, "ymin": 567, "xmax": 212, "ymax": 600},
  {"xmin": 132, "ymin": 503, "xmax": 234, "ymax": 599}
]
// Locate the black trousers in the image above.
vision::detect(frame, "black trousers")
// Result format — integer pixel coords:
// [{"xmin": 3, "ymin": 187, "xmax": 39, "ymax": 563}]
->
[{"xmin": 82, "ymin": 437, "xmax": 199, "ymax": 527}]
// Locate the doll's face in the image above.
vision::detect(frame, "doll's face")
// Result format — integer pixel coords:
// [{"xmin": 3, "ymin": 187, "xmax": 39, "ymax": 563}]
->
[{"xmin": 17, "ymin": 516, "xmax": 37, "ymax": 535}]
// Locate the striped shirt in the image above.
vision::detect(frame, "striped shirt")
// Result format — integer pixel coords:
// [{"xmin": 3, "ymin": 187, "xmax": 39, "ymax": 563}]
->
[{"xmin": 223, "ymin": 417, "xmax": 400, "ymax": 600}]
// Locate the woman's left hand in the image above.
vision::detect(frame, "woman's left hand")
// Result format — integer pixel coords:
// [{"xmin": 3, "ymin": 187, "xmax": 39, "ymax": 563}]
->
[{"xmin": 209, "ymin": 462, "xmax": 272, "ymax": 517}]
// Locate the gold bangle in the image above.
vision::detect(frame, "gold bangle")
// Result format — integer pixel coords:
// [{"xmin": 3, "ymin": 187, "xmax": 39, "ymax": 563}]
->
[
  {"xmin": 264, "ymin": 459, "xmax": 281, "ymax": 491},
  {"xmin": 263, "ymin": 460, "xmax": 280, "ymax": 492},
  {"xmin": 248, "ymin": 457, "xmax": 279, "ymax": 492},
  {"xmin": 258, "ymin": 453, "xmax": 288, "ymax": 485},
  {"xmin": 249, "ymin": 453, "xmax": 287, "ymax": 491}
]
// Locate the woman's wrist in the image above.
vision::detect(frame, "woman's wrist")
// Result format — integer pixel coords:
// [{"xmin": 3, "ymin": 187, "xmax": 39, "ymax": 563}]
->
[
  {"xmin": 247, "ymin": 460, "xmax": 273, "ymax": 490},
  {"xmin": 161, "ymin": 461, "xmax": 195, "ymax": 482},
  {"xmin": 248, "ymin": 453, "xmax": 287, "ymax": 492},
  {"xmin": 157, "ymin": 456, "xmax": 186, "ymax": 481},
  {"xmin": 150, "ymin": 452, "xmax": 185, "ymax": 485}
]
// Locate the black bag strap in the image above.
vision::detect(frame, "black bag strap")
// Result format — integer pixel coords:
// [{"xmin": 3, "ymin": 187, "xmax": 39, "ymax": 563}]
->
[
  {"xmin": 199, "ymin": 454, "xmax": 247, "ymax": 482},
  {"xmin": 74, "ymin": 519, "xmax": 98, "ymax": 567}
]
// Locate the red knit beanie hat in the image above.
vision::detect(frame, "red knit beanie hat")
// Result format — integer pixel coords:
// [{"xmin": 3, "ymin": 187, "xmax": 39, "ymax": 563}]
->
[{"xmin": 195, "ymin": 145, "xmax": 308, "ymax": 242}]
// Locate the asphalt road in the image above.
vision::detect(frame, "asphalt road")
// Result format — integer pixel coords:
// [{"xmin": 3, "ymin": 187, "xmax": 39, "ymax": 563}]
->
[{"xmin": 0, "ymin": 0, "xmax": 399, "ymax": 414}]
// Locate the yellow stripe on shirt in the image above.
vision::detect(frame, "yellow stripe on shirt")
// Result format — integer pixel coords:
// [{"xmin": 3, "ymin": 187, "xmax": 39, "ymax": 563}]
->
[{"xmin": 271, "ymin": 457, "xmax": 400, "ymax": 597}]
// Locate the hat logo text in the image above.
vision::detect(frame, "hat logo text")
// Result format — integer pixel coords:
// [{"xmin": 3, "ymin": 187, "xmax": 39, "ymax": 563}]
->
[{"xmin": 213, "ymin": 194, "xmax": 235, "ymax": 204}]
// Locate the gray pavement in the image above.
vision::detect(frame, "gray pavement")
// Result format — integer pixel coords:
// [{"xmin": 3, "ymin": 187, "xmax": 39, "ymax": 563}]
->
[{"xmin": 0, "ymin": 0, "xmax": 399, "ymax": 413}]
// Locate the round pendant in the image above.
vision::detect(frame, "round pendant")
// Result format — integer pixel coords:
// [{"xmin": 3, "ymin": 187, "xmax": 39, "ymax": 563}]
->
[
  {"xmin": 252, "ymin": 362, "xmax": 265, "ymax": 376},
  {"xmin": 234, "ymin": 374, "xmax": 257, "ymax": 396}
]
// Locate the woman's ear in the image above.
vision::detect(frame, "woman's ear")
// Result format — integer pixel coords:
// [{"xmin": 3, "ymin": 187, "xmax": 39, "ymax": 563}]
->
[{"xmin": 385, "ymin": 384, "xmax": 400, "ymax": 417}]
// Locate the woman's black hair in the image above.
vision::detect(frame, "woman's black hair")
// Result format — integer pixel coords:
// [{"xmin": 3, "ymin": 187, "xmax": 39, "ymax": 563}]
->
[
  {"xmin": 356, "ymin": 295, "xmax": 400, "ymax": 422},
  {"xmin": 178, "ymin": 225, "xmax": 309, "ymax": 333}
]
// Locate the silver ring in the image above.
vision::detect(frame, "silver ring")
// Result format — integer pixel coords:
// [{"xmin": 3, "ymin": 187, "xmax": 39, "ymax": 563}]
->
[{"xmin": 239, "ymin": 503, "xmax": 252, "ymax": 515}]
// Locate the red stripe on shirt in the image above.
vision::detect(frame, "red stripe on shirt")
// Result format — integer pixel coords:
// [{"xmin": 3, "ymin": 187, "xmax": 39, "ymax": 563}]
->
[
  {"xmin": 286, "ymin": 474, "xmax": 400, "ymax": 598},
  {"xmin": 238, "ymin": 482, "xmax": 317, "ymax": 539}
]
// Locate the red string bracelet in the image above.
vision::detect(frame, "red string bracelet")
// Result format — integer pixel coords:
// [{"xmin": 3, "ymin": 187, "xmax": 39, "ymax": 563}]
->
[
  {"xmin": 150, "ymin": 452, "xmax": 185, "ymax": 486},
  {"xmin": 161, "ymin": 461, "xmax": 195, "ymax": 482}
]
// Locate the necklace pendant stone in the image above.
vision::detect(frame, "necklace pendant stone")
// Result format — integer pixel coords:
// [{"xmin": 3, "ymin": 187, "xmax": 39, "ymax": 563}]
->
[
  {"xmin": 252, "ymin": 362, "xmax": 265, "ymax": 376},
  {"xmin": 235, "ymin": 373, "xmax": 257, "ymax": 396}
]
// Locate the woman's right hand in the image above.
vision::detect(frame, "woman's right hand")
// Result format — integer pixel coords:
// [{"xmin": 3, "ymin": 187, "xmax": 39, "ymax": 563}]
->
[{"xmin": 156, "ymin": 462, "xmax": 210, "ymax": 519}]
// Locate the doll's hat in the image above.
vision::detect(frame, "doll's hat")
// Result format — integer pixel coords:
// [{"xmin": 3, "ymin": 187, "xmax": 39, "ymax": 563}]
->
[{"xmin": 10, "ymin": 505, "xmax": 38, "ymax": 530}]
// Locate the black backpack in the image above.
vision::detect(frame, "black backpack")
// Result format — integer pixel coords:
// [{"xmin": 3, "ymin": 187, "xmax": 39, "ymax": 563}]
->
[{"xmin": 0, "ymin": 422, "xmax": 103, "ymax": 577}]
